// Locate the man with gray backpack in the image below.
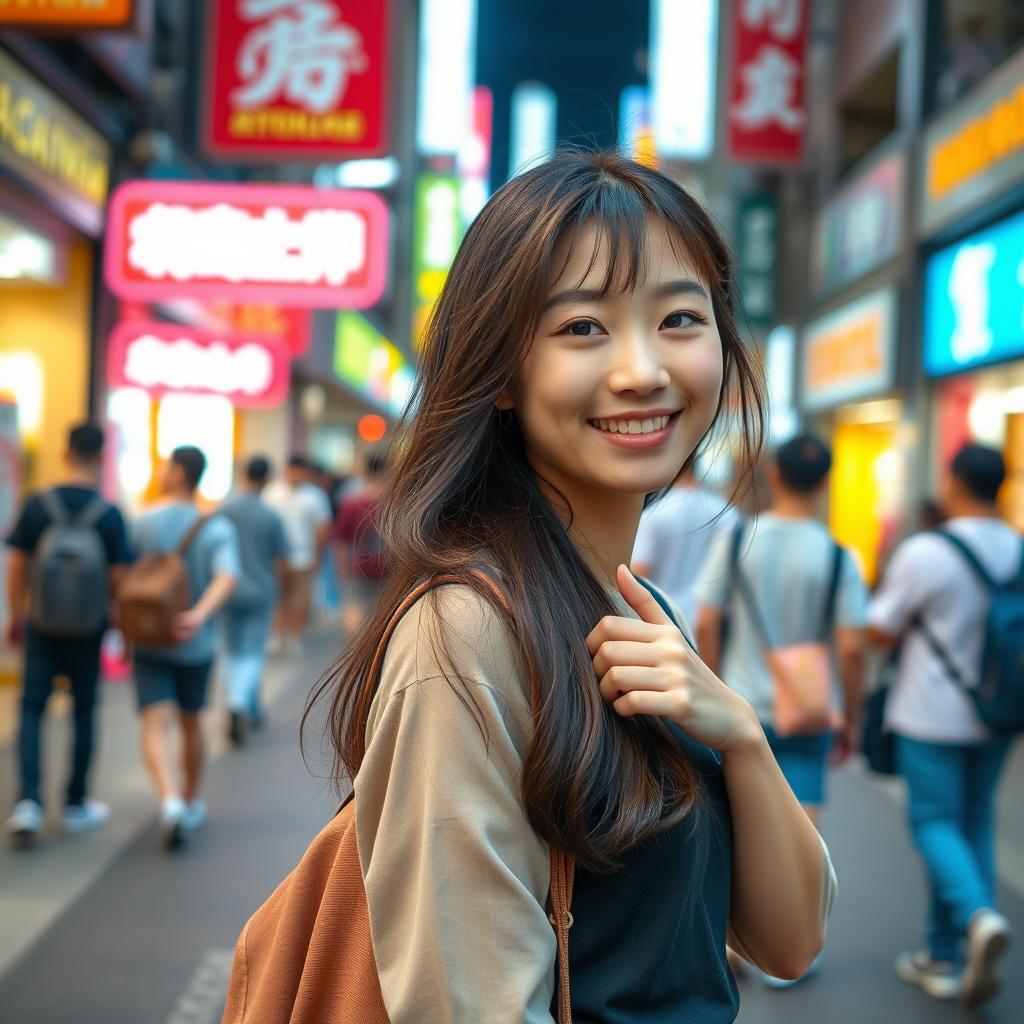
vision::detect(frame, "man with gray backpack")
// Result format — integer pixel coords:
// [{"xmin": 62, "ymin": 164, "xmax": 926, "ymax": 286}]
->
[
  {"xmin": 4, "ymin": 424, "xmax": 131, "ymax": 844},
  {"xmin": 868, "ymin": 443, "xmax": 1021, "ymax": 1008}
]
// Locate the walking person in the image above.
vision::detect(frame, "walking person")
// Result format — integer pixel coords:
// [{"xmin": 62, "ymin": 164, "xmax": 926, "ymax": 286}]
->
[
  {"xmin": 249, "ymin": 152, "xmax": 837, "ymax": 1022},
  {"xmin": 868, "ymin": 443, "xmax": 1019, "ymax": 1007},
  {"xmin": 631, "ymin": 465, "xmax": 738, "ymax": 628},
  {"xmin": 129, "ymin": 446, "xmax": 238, "ymax": 849},
  {"xmin": 219, "ymin": 456, "xmax": 289, "ymax": 745},
  {"xmin": 334, "ymin": 450, "xmax": 387, "ymax": 637},
  {"xmin": 263, "ymin": 455, "xmax": 332, "ymax": 654},
  {"xmin": 696, "ymin": 435, "xmax": 868, "ymax": 829},
  {"xmin": 4, "ymin": 424, "xmax": 131, "ymax": 843}
]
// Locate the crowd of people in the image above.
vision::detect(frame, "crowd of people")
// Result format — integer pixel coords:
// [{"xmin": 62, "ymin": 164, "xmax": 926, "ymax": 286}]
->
[{"xmin": 3, "ymin": 424, "xmax": 385, "ymax": 850}]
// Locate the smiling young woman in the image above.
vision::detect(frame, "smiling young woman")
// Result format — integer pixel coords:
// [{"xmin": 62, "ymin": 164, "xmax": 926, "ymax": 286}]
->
[{"xmin": 304, "ymin": 151, "xmax": 837, "ymax": 1023}]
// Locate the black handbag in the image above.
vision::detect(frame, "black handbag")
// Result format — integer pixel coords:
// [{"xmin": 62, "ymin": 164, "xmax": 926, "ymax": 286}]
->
[{"xmin": 860, "ymin": 650, "xmax": 898, "ymax": 775}]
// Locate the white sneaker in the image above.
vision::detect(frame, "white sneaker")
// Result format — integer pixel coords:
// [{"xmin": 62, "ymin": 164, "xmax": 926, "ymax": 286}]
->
[
  {"xmin": 963, "ymin": 909, "xmax": 1012, "ymax": 1008},
  {"xmin": 160, "ymin": 796, "xmax": 187, "ymax": 850},
  {"xmin": 63, "ymin": 800, "xmax": 110, "ymax": 834},
  {"xmin": 181, "ymin": 799, "xmax": 207, "ymax": 832},
  {"xmin": 6, "ymin": 799, "xmax": 43, "ymax": 840},
  {"xmin": 895, "ymin": 950, "xmax": 962, "ymax": 1000}
]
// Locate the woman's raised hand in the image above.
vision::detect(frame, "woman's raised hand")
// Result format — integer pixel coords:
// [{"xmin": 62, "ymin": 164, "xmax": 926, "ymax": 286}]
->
[{"xmin": 587, "ymin": 565, "xmax": 762, "ymax": 753}]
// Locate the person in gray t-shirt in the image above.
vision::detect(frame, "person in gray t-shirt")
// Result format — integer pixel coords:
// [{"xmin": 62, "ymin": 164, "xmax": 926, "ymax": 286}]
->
[
  {"xmin": 696, "ymin": 436, "xmax": 867, "ymax": 826},
  {"xmin": 218, "ymin": 456, "xmax": 289, "ymax": 745},
  {"xmin": 131, "ymin": 446, "xmax": 239, "ymax": 849}
]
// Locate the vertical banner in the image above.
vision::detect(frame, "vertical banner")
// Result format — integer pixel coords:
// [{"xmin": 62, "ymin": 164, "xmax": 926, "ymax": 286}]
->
[
  {"xmin": 411, "ymin": 175, "xmax": 461, "ymax": 348},
  {"xmin": 737, "ymin": 193, "xmax": 777, "ymax": 325},
  {"xmin": 204, "ymin": 0, "xmax": 390, "ymax": 160},
  {"xmin": 728, "ymin": 0, "xmax": 809, "ymax": 164}
]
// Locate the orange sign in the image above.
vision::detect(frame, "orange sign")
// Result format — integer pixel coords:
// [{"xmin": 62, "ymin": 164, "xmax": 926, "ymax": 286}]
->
[
  {"xmin": 0, "ymin": 0, "xmax": 135, "ymax": 28},
  {"xmin": 802, "ymin": 288, "xmax": 896, "ymax": 412}
]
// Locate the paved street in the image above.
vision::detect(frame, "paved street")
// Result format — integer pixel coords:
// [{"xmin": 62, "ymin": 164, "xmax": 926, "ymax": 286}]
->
[{"xmin": 1, "ymin": 628, "xmax": 1022, "ymax": 1024}]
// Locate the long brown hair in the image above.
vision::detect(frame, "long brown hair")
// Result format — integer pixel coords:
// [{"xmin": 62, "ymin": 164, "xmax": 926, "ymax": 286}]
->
[{"xmin": 306, "ymin": 151, "xmax": 765, "ymax": 873}]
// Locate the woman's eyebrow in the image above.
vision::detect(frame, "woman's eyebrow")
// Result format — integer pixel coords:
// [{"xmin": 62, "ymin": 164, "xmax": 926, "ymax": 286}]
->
[{"xmin": 543, "ymin": 278, "xmax": 709, "ymax": 312}]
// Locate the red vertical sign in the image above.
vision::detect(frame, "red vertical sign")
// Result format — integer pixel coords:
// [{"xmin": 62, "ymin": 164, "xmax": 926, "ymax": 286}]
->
[
  {"xmin": 204, "ymin": 0, "xmax": 390, "ymax": 160},
  {"xmin": 727, "ymin": 0, "xmax": 809, "ymax": 165}
]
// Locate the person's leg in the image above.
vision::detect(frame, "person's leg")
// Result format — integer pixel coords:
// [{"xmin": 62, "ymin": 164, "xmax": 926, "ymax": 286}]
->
[
  {"xmin": 64, "ymin": 639, "xmax": 102, "ymax": 808},
  {"xmin": 897, "ymin": 736, "xmax": 985, "ymax": 963},
  {"xmin": 134, "ymin": 658, "xmax": 180, "ymax": 801},
  {"xmin": 241, "ymin": 606, "xmax": 274, "ymax": 721},
  {"xmin": 963, "ymin": 737, "xmax": 1014, "ymax": 907},
  {"xmin": 15, "ymin": 638, "xmax": 57, "ymax": 805},
  {"xmin": 175, "ymin": 662, "xmax": 212, "ymax": 803},
  {"xmin": 287, "ymin": 569, "xmax": 314, "ymax": 641},
  {"xmin": 222, "ymin": 611, "xmax": 247, "ymax": 713}
]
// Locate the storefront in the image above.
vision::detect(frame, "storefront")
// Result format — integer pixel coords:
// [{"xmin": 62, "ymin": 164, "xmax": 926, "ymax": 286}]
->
[
  {"xmin": 0, "ymin": 45, "xmax": 112, "ymax": 490},
  {"xmin": 918, "ymin": 42, "xmax": 1024, "ymax": 527},
  {"xmin": 801, "ymin": 287, "xmax": 904, "ymax": 585},
  {"xmin": 801, "ymin": 138, "xmax": 910, "ymax": 585}
]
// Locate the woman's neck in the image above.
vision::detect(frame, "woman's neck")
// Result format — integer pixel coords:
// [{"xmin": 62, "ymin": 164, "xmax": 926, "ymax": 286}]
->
[{"xmin": 538, "ymin": 476, "xmax": 646, "ymax": 587}]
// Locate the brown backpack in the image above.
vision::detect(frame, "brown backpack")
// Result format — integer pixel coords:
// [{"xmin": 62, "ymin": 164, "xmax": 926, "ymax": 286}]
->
[
  {"xmin": 221, "ymin": 573, "xmax": 576, "ymax": 1024},
  {"xmin": 117, "ymin": 516, "xmax": 208, "ymax": 648}
]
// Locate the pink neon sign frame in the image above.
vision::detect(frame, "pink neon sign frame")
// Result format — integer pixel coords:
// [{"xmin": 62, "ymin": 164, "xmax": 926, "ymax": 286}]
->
[
  {"xmin": 104, "ymin": 181, "xmax": 389, "ymax": 309},
  {"xmin": 107, "ymin": 320, "xmax": 291, "ymax": 408}
]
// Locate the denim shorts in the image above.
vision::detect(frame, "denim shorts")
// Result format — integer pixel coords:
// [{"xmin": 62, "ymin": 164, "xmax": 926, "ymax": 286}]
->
[
  {"xmin": 133, "ymin": 656, "xmax": 213, "ymax": 713},
  {"xmin": 763, "ymin": 727, "xmax": 835, "ymax": 806}
]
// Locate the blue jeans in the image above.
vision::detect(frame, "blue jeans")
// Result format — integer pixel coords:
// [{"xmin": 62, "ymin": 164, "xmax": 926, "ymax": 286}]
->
[
  {"xmin": 221, "ymin": 604, "xmax": 274, "ymax": 716},
  {"xmin": 18, "ymin": 627, "xmax": 102, "ymax": 807},
  {"xmin": 897, "ymin": 734, "xmax": 1014, "ymax": 963}
]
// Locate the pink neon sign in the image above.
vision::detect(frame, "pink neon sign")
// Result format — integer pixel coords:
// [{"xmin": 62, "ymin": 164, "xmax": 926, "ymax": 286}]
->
[
  {"xmin": 107, "ymin": 321, "xmax": 291, "ymax": 408},
  {"xmin": 104, "ymin": 181, "xmax": 389, "ymax": 308}
]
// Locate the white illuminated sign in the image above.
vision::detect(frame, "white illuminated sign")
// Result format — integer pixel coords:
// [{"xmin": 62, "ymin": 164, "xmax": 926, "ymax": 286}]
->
[
  {"xmin": 650, "ymin": 0, "xmax": 718, "ymax": 159},
  {"xmin": 122, "ymin": 334, "xmax": 275, "ymax": 397},
  {"xmin": 416, "ymin": 0, "xmax": 477, "ymax": 155},
  {"xmin": 510, "ymin": 82, "xmax": 557, "ymax": 176}
]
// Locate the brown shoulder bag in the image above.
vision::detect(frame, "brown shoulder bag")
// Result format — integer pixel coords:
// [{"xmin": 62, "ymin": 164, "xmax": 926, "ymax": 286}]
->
[
  {"xmin": 117, "ymin": 515, "xmax": 208, "ymax": 648},
  {"xmin": 221, "ymin": 573, "xmax": 576, "ymax": 1024}
]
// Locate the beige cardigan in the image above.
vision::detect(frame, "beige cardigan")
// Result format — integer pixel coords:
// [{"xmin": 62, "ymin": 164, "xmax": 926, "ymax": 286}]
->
[{"xmin": 354, "ymin": 584, "xmax": 838, "ymax": 1023}]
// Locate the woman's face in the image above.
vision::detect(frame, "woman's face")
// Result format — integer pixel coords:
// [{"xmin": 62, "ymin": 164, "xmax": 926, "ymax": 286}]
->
[{"xmin": 509, "ymin": 219, "xmax": 725, "ymax": 501}]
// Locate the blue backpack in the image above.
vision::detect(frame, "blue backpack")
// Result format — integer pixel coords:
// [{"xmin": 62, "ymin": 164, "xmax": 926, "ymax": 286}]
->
[{"xmin": 914, "ymin": 531, "xmax": 1024, "ymax": 734}]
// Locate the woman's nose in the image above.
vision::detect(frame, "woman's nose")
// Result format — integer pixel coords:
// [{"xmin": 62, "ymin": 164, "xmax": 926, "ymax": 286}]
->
[{"xmin": 607, "ymin": 334, "xmax": 670, "ymax": 395}]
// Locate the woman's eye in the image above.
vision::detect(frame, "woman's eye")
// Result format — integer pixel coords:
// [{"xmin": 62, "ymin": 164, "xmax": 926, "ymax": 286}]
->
[
  {"xmin": 564, "ymin": 320, "xmax": 603, "ymax": 337},
  {"xmin": 662, "ymin": 310, "xmax": 706, "ymax": 330}
]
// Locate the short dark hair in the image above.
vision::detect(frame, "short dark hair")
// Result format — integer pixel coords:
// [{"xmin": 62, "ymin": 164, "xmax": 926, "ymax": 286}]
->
[
  {"xmin": 287, "ymin": 454, "xmax": 309, "ymax": 471},
  {"xmin": 172, "ymin": 446, "xmax": 207, "ymax": 492},
  {"xmin": 951, "ymin": 443, "xmax": 1005, "ymax": 503},
  {"xmin": 367, "ymin": 450, "xmax": 387, "ymax": 477},
  {"xmin": 245, "ymin": 456, "xmax": 271, "ymax": 485},
  {"xmin": 775, "ymin": 434, "xmax": 832, "ymax": 494},
  {"xmin": 68, "ymin": 423, "xmax": 104, "ymax": 463}
]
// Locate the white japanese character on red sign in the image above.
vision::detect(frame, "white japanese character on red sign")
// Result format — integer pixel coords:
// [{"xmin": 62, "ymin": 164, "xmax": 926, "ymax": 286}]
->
[
  {"xmin": 732, "ymin": 45, "xmax": 804, "ymax": 131},
  {"xmin": 233, "ymin": 0, "xmax": 367, "ymax": 114},
  {"xmin": 741, "ymin": 0, "xmax": 801, "ymax": 40}
]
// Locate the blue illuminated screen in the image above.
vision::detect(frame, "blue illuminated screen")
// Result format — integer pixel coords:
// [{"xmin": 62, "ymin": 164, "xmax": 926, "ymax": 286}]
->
[{"xmin": 923, "ymin": 206, "xmax": 1024, "ymax": 377}]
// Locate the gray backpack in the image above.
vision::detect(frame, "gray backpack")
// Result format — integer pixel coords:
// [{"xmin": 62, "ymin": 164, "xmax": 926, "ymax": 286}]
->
[{"xmin": 29, "ymin": 490, "xmax": 110, "ymax": 636}]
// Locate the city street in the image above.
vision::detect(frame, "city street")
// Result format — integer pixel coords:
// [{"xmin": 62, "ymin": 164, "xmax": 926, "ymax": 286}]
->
[{"xmin": 0, "ymin": 626, "xmax": 1022, "ymax": 1024}]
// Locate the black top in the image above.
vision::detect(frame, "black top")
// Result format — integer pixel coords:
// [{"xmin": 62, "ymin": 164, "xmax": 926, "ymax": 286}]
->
[
  {"xmin": 6, "ymin": 486, "xmax": 132, "ymax": 641},
  {"xmin": 557, "ymin": 725, "xmax": 737, "ymax": 1023}
]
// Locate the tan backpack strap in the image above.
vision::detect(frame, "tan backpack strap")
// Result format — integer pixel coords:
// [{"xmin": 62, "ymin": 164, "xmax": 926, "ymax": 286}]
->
[{"xmin": 177, "ymin": 515, "xmax": 209, "ymax": 556}]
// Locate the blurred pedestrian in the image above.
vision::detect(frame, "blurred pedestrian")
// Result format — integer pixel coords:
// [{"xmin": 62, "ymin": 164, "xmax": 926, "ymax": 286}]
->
[
  {"xmin": 291, "ymin": 153, "xmax": 835, "ymax": 1021},
  {"xmin": 631, "ymin": 466, "xmax": 738, "ymax": 629},
  {"xmin": 129, "ymin": 447, "xmax": 238, "ymax": 849},
  {"xmin": 219, "ymin": 456, "xmax": 289, "ymax": 746},
  {"xmin": 4, "ymin": 424, "xmax": 131, "ymax": 844},
  {"xmin": 263, "ymin": 455, "xmax": 332, "ymax": 654},
  {"xmin": 697, "ymin": 435, "xmax": 866, "ymax": 985},
  {"xmin": 698, "ymin": 435, "xmax": 868, "ymax": 828},
  {"xmin": 334, "ymin": 450, "xmax": 387, "ymax": 637},
  {"xmin": 868, "ymin": 443, "xmax": 1020, "ymax": 1007}
]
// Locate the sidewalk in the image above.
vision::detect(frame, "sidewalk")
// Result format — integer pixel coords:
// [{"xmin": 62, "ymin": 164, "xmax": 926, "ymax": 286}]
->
[{"xmin": 0, "ymin": 623, "xmax": 345, "ymax": 981}]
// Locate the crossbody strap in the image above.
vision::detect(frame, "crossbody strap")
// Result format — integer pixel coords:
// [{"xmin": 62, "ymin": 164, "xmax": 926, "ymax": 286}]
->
[
  {"xmin": 910, "ymin": 612, "xmax": 972, "ymax": 694},
  {"xmin": 176, "ymin": 515, "xmax": 209, "ymax": 556},
  {"xmin": 821, "ymin": 543, "xmax": 844, "ymax": 638},
  {"xmin": 365, "ymin": 570, "xmax": 575, "ymax": 1024}
]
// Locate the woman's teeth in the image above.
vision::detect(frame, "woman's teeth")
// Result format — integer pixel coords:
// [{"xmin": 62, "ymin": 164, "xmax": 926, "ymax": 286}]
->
[{"xmin": 591, "ymin": 414, "xmax": 671, "ymax": 435}]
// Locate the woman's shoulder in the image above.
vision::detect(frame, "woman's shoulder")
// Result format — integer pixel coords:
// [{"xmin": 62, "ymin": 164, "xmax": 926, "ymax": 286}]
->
[{"xmin": 376, "ymin": 580, "xmax": 532, "ymax": 710}]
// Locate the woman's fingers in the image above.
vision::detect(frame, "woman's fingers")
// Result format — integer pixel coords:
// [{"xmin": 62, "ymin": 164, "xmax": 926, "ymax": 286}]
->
[
  {"xmin": 598, "ymin": 665, "xmax": 675, "ymax": 703},
  {"xmin": 612, "ymin": 688, "xmax": 686, "ymax": 720},
  {"xmin": 586, "ymin": 614, "xmax": 663, "ymax": 655},
  {"xmin": 591, "ymin": 639, "xmax": 663, "ymax": 679}
]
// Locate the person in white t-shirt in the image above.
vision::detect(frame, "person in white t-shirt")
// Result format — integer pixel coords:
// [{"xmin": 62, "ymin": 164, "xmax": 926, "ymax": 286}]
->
[
  {"xmin": 868, "ymin": 443, "xmax": 1019, "ymax": 1008},
  {"xmin": 263, "ymin": 455, "xmax": 332, "ymax": 653},
  {"xmin": 631, "ymin": 468, "xmax": 738, "ymax": 629}
]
